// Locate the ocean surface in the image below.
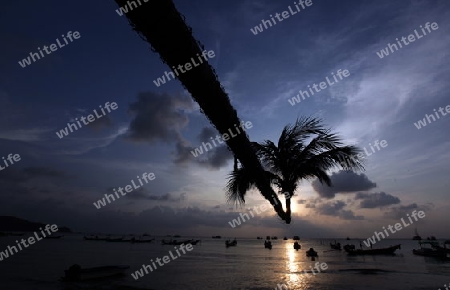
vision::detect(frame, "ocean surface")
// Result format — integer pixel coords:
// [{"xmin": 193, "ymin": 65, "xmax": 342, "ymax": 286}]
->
[{"xmin": 1, "ymin": 234, "xmax": 449, "ymax": 290}]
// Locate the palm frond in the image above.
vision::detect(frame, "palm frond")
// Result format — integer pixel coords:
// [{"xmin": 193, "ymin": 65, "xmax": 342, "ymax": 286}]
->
[
  {"xmin": 297, "ymin": 145, "xmax": 365, "ymax": 174},
  {"xmin": 225, "ymin": 167, "xmax": 256, "ymax": 207},
  {"xmin": 278, "ymin": 117, "xmax": 328, "ymax": 150}
]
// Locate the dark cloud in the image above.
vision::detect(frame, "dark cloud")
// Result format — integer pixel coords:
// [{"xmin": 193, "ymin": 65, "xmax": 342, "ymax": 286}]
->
[
  {"xmin": 126, "ymin": 92, "xmax": 194, "ymax": 143},
  {"xmin": 146, "ymin": 193, "xmax": 171, "ymax": 201},
  {"xmin": 298, "ymin": 197, "xmax": 321, "ymax": 209},
  {"xmin": 338, "ymin": 210, "xmax": 364, "ymax": 220},
  {"xmin": 125, "ymin": 92, "xmax": 233, "ymax": 169},
  {"xmin": 383, "ymin": 203, "xmax": 433, "ymax": 220},
  {"xmin": 110, "ymin": 187, "xmax": 187, "ymax": 202},
  {"xmin": 173, "ymin": 139, "xmax": 195, "ymax": 164},
  {"xmin": 197, "ymin": 127, "xmax": 217, "ymax": 142},
  {"xmin": 312, "ymin": 170, "xmax": 377, "ymax": 199},
  {"xmin": 146, "ymin": 193, "xmax": 186, "ymax": 202},
  {"xmin": 174, "ymin": 126, "xmax": 233, "ymax": 169},
  {"xmin": 315, "ymin": 200, "xmax": 364, "ymax": 220},
  {"xmin": 198, "ymin": 146, "xmax": 232, "ymax": 169},
  {"xmin": 317, "ymin": 200, "xmax": 346, "ymax": 214},
  {"xmin": 355, "ymin": 192, "xmax": 401, "ymax": 208}
]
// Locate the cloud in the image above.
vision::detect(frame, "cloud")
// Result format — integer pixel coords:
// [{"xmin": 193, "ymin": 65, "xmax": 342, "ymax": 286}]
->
[
  {"xmin": 197, "ymin": 127, "xmax": 217, "ymax": 142},
  {"xmin": 114, "ymin": 187, "xmax": 187, "ymax": 202},
  {"xmin": 312, "ymin": 170, "xmax": 377, "ymax": 199},
  {"xmin": 383, "ymin": 203, "xmax": 433, "ymax": 220},
  {"xmin": 298, "ymin": 197, "xmax": 321, "ymax": 209},
  {"xmin": 125, "ymin": 93, "xmax": 232, "ymax": 169},
  {"xmin": 317, "ymin": 200, "xmax": 346, "ymax": 213},
  {"xmin": 174, "ymin": 126, "xmax": 233, "ymax": 169},
  {"xmin": 315, "ymin": 200, "xmax": 364, "ymax": 220},
  {"xmin": 198, "ymin": 146, "xmax": 232, "ymax": 169},
  {"xmin": 338, "ymin": 210, "xmax": 364, "ymax": 220},
  {"xmin": 54, "ymin": 126, "xmax": 128, "ymax": 155},
  {"xmin": 126, "ymin": 92, "xmax": 194, "ymax": 143},
  {"xmin": 355, "ymin": 192, "xmax": 401, "ymax": 208},
  {"xmin": 0, "ymin": 128, "xmax": 51, "ymax": 142}
]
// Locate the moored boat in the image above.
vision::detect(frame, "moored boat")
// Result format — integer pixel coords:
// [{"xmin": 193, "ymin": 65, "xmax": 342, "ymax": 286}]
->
[
  {"xmin": 432, "ymin": 240, "xmax": 450, "ymax": 253},
  {"xmin": 293, "ymin": 236, "xmax": 300, "ymax": 240},
  {"xmin": 412, "ymin": 228, "xmax": 422, "ymax": 240},
  {"xmin": 264, "ymin": 240, "xmax": 272, "ymax": 249},
  {"xmin": 293, "ymin": 242, "xmax": 301, "ymax": 251},
  {"xmin": 131, "ymin": 237, "xmax": 155, "ymax": 243},
  {"xmin": 345, "ymin": 244, "xmax": 401, "ymax": 255},
  {"xmin": 343, "ymin": 244, "xmax": 355, "ymax": 252},
  {"xmin": 62, "ymin": 264, "xmax": 129, "ymax": 281},
  {"xmin": 306, "ymin": 247, "xmax": 318, "ymax": 257},
  {"xmin": 413, "ymin": 241, "xmax": 447, "ymax": 257},
  {"xmin": 83, "ymin": 235, "xmax": 109, "ymax": 241},
  {"xmin": 225, "ymin": 238, "xmax": 237, "ymax": 247},
  {"xmin": 330, "ymin": 241, "xmax": 341, "ymax": 250},
  {"xmin": 161, "ymin": 239, "xmax": 192, "ymax": 245}
]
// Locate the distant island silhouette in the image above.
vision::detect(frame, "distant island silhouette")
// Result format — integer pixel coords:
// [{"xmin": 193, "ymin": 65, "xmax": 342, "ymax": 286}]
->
[{"xmin": 0, "ymin": 216, "xmax": 72, "ymax": 233}]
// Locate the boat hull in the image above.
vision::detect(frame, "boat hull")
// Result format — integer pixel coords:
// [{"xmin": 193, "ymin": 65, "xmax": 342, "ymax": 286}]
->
[
  {"xmin": 346, "ymin": 244, "xmax": 401, "ymax": 255},
  {"xmin": 412, "ymin": 249, "xmax": 446, "ymax": 257},
  {"xmin": 306, "ymin": 252, "xmax": 318, "ymax": 257},
  {"xmin": 330, "ymin": 243, "xmax": 341, "ymax": 250},
  {"xmin": 225, "ymin": 240, "xmax": 237, "ymax": 247}
]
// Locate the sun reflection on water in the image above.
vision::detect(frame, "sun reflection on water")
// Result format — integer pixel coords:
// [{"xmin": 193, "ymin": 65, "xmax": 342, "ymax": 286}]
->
[{"xmin": 284, "ymin": 241, "xmax": 305, "ymax": 288}]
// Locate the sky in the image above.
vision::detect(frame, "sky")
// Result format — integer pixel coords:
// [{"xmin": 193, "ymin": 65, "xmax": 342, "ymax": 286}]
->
[{"xmin": 0, "ymin": 0, "xmax": 449, "ymax": 238}]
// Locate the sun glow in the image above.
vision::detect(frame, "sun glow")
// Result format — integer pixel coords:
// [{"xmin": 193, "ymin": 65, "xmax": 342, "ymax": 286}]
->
[{"xmin": 290, "ymin": 201, "xmax": 299, "ymax": 213}]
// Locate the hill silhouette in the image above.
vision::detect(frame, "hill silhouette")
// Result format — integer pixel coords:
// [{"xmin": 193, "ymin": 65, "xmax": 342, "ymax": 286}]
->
[{"xmin": 0, "ymin": 216, "xmax": 72, "ymax": 232}]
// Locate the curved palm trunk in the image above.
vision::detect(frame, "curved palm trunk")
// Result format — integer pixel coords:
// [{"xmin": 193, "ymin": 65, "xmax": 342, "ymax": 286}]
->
[{"xmin": 115, "ymin": 0, "xmax": 290, "ymax": 223}]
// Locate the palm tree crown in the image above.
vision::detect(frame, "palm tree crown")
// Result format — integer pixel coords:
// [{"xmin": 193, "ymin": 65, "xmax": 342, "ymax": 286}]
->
[{"xmin": 226, "ymin": 117, "xmax": 365, "ymax": 215}]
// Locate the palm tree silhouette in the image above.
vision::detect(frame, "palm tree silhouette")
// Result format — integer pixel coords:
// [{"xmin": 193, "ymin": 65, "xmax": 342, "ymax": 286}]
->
[
  {"xmin": 114, "ymin": 0, "xmax": 291, "ymax": 222},
  {"xmin": 226, "ymin": 117, "xmax": 364, "ymax": 215}
]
